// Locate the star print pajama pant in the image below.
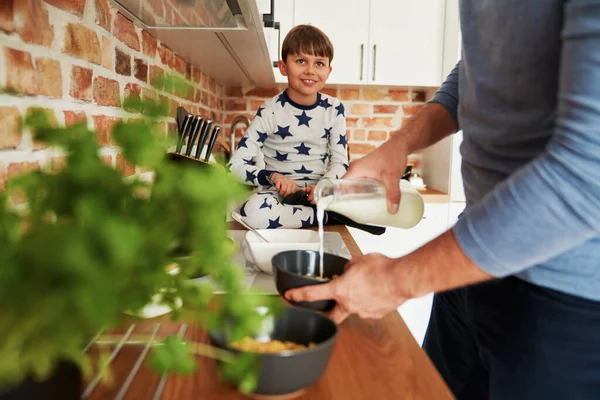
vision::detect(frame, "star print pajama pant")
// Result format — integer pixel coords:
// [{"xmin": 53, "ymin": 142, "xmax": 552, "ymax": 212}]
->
[{"xmin": 238, "ymin": 189, "xmax": 318, "ymax": 229}]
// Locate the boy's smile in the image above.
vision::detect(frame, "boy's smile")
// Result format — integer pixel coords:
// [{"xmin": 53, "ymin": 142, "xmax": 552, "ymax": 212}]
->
[{"xmin": 278, "ymin": 52, "xmax": 332, "ymax": 105}]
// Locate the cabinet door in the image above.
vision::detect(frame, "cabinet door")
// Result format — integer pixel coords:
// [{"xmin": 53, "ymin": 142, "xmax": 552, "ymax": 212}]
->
[
  {"xmin": 368, "ymin": 0, "xmax": 445, "ymax": 86},
  {"xmin": 293, "ymin": 0, "xmax": 370, "ymax": 85}
]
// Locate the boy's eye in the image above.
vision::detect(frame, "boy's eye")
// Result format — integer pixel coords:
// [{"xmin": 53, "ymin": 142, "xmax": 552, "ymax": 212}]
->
[
  {"xmin": 316, "ymin": 61, "xmax": 325, "ymax": 67},
  {"xmin": 296, "ymin": 59, "xmax": 305, "ymax": 64}
]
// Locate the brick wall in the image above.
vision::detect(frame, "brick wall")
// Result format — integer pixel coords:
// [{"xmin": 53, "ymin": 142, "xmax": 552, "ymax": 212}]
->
[
  {"xmin": 223, "ymin": 85, "xmax": 427, "ymax": 169},
  {"xmin": 0, "ymin": 0, "xmax": 224, "ymax": 189}
]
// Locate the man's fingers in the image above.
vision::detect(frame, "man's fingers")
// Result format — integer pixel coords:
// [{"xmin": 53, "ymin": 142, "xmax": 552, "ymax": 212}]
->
[
  {"xmin": 285, "ymin": 282, "xmax": 336, "ymax": 303},
  {"xmin": 385, "ymin": 179, "xmax": 401, "ymax": 214},
  {"xmin": 326, "ymin": 305, "xmax": 349, "ymax": 324}
]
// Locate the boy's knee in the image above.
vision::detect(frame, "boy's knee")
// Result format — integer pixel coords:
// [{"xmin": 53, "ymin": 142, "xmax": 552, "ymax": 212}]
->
[{"xmin": 239, "ymin": 197, "xmax": 269, "ymax": 229}]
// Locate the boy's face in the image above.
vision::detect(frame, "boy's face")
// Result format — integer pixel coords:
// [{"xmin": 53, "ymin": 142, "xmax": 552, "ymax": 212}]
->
[{"xmin": 278, "ymin": 52, "xmax": 332, "ymax": 104}]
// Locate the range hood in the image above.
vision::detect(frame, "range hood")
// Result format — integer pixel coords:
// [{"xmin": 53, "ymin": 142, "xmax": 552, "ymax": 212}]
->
[
  {"xmin": 110, "ymin": 0, "xmax": 277, "ymax": 87},
  {"xmin": 112, "ymin": 0, "xmax": 248, "ymax": 30}
]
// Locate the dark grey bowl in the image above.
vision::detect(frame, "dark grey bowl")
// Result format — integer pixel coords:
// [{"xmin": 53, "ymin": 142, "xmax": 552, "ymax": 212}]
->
[
  {"xmin": 208, "ymin": 306, "xmax": 338, "ymax": 396},
  {"xmin": 272, "ymin": 250, "xmax": 349, "ymax": 312}
]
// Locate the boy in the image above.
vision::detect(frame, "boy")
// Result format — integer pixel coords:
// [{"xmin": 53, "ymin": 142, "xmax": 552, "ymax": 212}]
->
[{"xmin": 228, "ymin": 25, "xmax": 383, "ymax": 234}]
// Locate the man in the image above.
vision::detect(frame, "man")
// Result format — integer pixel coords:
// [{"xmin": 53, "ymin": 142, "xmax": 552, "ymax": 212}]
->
[{"xmin": 286, "ymin": 1, "xmax": 600, "ymax": 398}]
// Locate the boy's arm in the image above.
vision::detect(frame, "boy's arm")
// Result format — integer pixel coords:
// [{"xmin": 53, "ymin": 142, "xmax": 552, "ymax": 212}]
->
[
  {"xmin": 227, "ymin": 106, "xmax": 276, "ymax": 186},
  {"xmin": 322, "ymin": 101, "xmax": 350, "ymax": 179}
]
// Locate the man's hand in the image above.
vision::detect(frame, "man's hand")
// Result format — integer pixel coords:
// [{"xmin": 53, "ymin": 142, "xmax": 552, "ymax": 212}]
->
[
  {"xmin": 285, "ymin": 253, "xmax": 408, "ymax": 324},
  {"xmin": 271, "ymin": 173, "xmax": 300, "ymax": 197},
  {"xmin": 285, "ymin": 230, "xmax": 494, "ymax": 325},
  {"xmin": 343, "ymin": 138, "xmax": 409, "ymax": 214}
]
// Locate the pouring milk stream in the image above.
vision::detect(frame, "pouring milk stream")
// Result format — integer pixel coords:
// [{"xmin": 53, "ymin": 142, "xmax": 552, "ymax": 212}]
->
[{"xmin": 314, "ymin": 178, "xmax": 425, "ymax": 278}]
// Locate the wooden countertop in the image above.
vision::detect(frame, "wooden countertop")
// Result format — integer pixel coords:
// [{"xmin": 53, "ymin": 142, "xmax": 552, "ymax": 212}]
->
[
  {"xmin": 84, "ymin": 225, "xmax": 453, "ymax": 400},
  {"xmin": 418, "ymin": 188, "xmax": 450, "ymax": 203}
]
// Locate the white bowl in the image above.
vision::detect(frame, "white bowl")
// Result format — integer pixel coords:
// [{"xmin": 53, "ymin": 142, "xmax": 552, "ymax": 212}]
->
[{"xmin": 244, "ymin": 230, "xmax": 321, "ymax": 274}]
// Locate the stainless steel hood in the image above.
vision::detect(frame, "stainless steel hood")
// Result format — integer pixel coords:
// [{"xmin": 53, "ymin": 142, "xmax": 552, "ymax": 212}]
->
[{"xmin": 112, "ymin": 0, "xmax": 248, "ymax": 29}]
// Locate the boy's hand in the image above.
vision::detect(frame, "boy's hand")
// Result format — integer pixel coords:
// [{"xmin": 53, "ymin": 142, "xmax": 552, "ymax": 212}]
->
[
  {"xmin": 305, "ymin": 185, "xmax": 316, "ymax": 204},
  {"xmin": 271, "ymin": 173, "xmax": 300, "ymax": 197}
]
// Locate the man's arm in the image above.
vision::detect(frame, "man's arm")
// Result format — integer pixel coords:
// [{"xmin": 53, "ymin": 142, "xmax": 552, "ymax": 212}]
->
[{"xmin": 412, "ymin": 1, "xmax": 600, "ymax": 293}]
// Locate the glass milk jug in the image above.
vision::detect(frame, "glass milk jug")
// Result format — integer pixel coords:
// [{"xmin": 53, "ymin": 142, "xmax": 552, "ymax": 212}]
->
[{"xmin": 314, "ymin": 178, "xmax": 425, "ymax": 229}]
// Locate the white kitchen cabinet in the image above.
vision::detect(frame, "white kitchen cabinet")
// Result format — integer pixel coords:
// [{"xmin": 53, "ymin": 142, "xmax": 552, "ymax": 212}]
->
[
  {"xmin": 348, "ymin": 203, "xmax": 449, "ymax": 346},
  {"xmin": 270, "ymin": 0, "xmax": 451, "ymax": 87},
  {"xmin": 293, "ymin": 0, "xmax": 370, "ymax": 85},
  {"xmin": 368, "ymin": 0, "xmax": 446, "ymax": 86}
]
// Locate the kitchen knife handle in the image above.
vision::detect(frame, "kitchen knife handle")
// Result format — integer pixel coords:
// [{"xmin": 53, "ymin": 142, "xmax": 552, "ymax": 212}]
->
[
  {"xmin": 185, "ymin": 116, "xmax": 203, "ymax": 157},
  {"xmin": 205, "ymin": 126, "xmax": 221, "ymax": 162},
  {"xmin": 176, "ymin": 114, "xmax": 193, "ymax": 154},
  {"xmin": 195, "ymin": 119, "xmax": 213, "ymax": 159}
]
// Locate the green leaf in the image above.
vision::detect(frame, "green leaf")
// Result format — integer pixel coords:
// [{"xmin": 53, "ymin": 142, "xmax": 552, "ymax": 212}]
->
[{"xmin": 149, "ymin": 336, "xmax": 196, "ymax": 375}]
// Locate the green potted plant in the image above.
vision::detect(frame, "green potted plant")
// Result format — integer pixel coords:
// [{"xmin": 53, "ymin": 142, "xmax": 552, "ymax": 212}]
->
[{"xmin": 0, "ymin": 86, "xmax": 277, "ymax": 398}]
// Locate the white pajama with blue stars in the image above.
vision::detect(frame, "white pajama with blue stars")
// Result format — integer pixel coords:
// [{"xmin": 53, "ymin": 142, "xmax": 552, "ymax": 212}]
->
[{"xmin": 228, "ymin": 90, "xmax": 349, "ymax": 229}]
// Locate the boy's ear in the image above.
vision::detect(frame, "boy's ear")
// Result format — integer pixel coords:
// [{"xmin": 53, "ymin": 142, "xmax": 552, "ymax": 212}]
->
[{"xmin": 278, "ymin": 60, "xmax": 288, "ymax": 76}]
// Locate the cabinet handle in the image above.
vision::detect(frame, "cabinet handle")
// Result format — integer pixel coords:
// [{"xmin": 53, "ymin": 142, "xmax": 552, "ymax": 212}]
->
[
  {"xmin": 271, "ymin": 21, "xmax": 281, "ymax": 68},
  {"xmin": 372, "ymin": 44, "xmax": 377, "ymax": 81},
  {"xmin": 359, "ymin": 44, "xmax": 364, "ymax": 81}
]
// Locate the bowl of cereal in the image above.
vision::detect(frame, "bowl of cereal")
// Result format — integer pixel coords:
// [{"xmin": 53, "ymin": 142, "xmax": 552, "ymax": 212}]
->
[
  {"xmin": 208, "ymin": 306, "xmax": 338, "ymax": 396},
  {"xmin": 272, "ymin": 250, "xmax": 348, "ymax": 312}
]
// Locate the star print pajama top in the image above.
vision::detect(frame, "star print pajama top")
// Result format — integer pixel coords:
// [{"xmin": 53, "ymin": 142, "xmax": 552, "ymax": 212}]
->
[{"xmin": 228, "ymin": 90, "xmax": 349, "ymax": 229}]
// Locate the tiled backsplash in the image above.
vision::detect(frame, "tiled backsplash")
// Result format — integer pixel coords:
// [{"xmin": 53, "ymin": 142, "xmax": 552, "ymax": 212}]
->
[
  {"xmin": 222, "ymin": 85, "xmax": 428, "ymax": 169},
  {"xmin": 0, "ymin": 0, "xmax": 224, "ymax": 190}
]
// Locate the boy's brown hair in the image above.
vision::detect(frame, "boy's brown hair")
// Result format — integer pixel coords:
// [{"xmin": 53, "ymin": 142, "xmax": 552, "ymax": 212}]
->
[{"xmin": 281, "ymin": 25, "xmax": 334, "ymax": 64}]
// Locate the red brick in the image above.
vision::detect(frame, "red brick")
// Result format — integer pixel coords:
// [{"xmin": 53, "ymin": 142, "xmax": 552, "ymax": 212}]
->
[
  {"xmin": 191, "ymin": 66, "xmax": 203, "ymax": 84},
  {"xmin": 0, "ymin": 107, "xmax": 22, "ymax": 149},
  {"xmin": 401, "ymin": 116, "xmax": 411, "ymax": 126},
  {"xmin": 157, "ymin": 43, "xmax": 173, "ymax": 67},
  {"xmin": 146, "ymin": 0, "xmax": 164, "ymax": 18},
  {"xmin": 402, "ymin": 104, "xmax": 423, "ymax": 116},
  {"xmin": 141, "ymin": 31, "xmax": 157, "ymax": 58},
  {"xmin": 172, "ymin": 54, "xmax": 186, "ymax": 75},
  {"xmin": 339, "ymin": 89, "xmax": 359, "ymax": 100},
  {"xmin": 226, "ymin": 86, "xmax": 242, "ymax": 97},
  {"xmin": 362, "ymin": 88, "xmax": 387, "ymax": 101},
  {"xmin": 363, "ymin": 117, "xmax": 393, "ymax": 128},
  {"xmin": 93, "ymin": 0, "xmax": 111, "ymax": 31},
  {"xmin": 348, "ymin": 143, "xmax": 376, "ymax": 155},
  {"xmin": 15, "ymin": 0, "xmax": 54, "ymax": 46},
  {"xmin": 50, "ymin": 156, "xmax": 67, "ymax": 172},
  {"xmin": 26, "ymin": 107, "xmax": 57, "ymax": 149},
  {"xmin": 92, "ymin": 115, "xmax": 119, "ymax": 145},
  {"xmin": 388, "ymin": 89, "xmax": 409, "ymax": 102},
  {"xmin": 115, "ymin": 47, "xmax": 131, "ymax": 76},
  {"xmin": 64, "ymin": 24, "xmax": 101, "ymax": 65},
  {"xmin": 243, "ymin": 87, "xmax": 280, "ymax": 98},
  {"xmin": 93, "ymin": 76, "xmax": 120, "ymax": 107},
  {"xmin": 101, "ymin": 36, "xmax": 112, "ymax": 70},
  {"xmin": 8, "ymin": 161, "xmax": 40, "ymax": 179},
  {"xmin": 124, "ymin": 83, "xmax": 141, "ymax": 112},
  {"xmin": 116, "ymin": 154, "xmax": 135, "ymax": 176},
  {"xmin": 374, "ymin": 105, "xmax": 399, "ymax": 114},
  {"xmin": 133, "ymin": 58, "xmax": 148, "ymax": 82},
  {"xmin": 250, "ymin": 100, "xmax": 263, "ymax": 111},
  {"xmin": 36, "ymin": 58, "xmax": 62, "ymax": 98},
  {"xmin": 368, "ymin": 130, "xmax": 387, "ymax": 141},
  {"xmin": 346, "ymin": 117, "xmax": 359, "ymax": 128},
  {"xmin": 225, "ymin": 113, "xmax": 252, "ymax": 124},
  {"xmin": 353, "ymin": 129, "xmax": 366, "ymax": 141},
  {"xmin": 70, "ymin": 66, "xmax": 93, "ymax": 101},
  {"xmin": 226, "ymin": 100, "xmax": 247, "ymax": 112},
  {"xmin": 149, "ymin": 66, "xmax": 164, "ymax": 89},
  {"xmin": 5, "ymin": 48, "xmax": 37, "ymax": 95},
  {"xmin": 0, "ymin": 0, "xmax": 15, "ymax": 33},
  {"xmin": 321, "ymin": 88, "xmax": 337, "ymax": 97},
  {"xmin": 113, "ymin": 13, "xmax": 140, "ymax": 51},
  {"xmin": 45, "ymin": 0, "xmax": 85, "ymax": 17},
  {"xmin": 193, "ymin": 89, "xmax": 201, "ymax": 104},
  {"xmin": 209, "ymin": 78, "xmax": 217, "ymax": 93},
  {"xmin": 63, "ymin": 110, "xmax": 87, "ymax": 126},
  {"xmin": 412, "ymin": 91, "xmax": 426, "ymax": 102},
  {"xmin": 350, "ymin": 104, "xmax": 371, "ymax": 115}
]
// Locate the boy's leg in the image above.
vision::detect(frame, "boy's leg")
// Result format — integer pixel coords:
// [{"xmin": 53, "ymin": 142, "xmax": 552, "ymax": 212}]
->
[{"xmin": 239, "ymin": 190, "xmax": 317, "ymax": 229}]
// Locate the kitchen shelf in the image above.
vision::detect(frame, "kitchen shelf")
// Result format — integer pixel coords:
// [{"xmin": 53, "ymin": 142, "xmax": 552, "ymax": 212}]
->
[{"xmin": 417, "ymin": 188, "xmax": 450, "ymax": 203}]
